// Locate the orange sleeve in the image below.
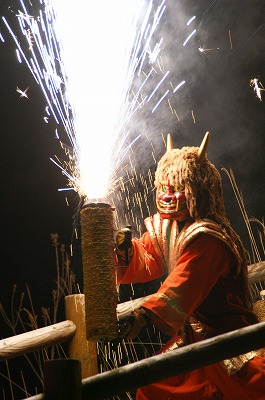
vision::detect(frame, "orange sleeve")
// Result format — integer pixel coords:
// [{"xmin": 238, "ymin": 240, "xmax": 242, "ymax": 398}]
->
[
  {"xmin": 115, "ymin": 232, "xmax": 166, "ymax": 284},
  {"xmin": 142, "ymin": 234, "xmax": 233, "ymax": 335}
]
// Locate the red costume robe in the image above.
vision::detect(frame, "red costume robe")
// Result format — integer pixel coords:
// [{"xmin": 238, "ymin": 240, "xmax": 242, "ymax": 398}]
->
[
  {"xmin": 116, "ymin": 216, "xmax": 265, "ymax": 399},
  {"xmin": 116, "ymin": 213, "xmax": 177, "ymax": 284}
]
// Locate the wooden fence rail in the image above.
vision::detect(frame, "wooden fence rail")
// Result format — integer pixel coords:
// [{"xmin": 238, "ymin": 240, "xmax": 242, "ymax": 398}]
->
[
  {"xmin": 22, "ymin": 321, "xmax": 265, "ymax": 400},
  {"xmin": 0, "ymin": 320, "xmax": 76, "ymax": 361}
]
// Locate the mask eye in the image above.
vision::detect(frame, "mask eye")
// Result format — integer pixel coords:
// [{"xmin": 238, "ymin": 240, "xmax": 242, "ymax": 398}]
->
[
  {"xmin": 161, "ymin": 184, "xmax": 167, "ymax": 192},
  {"xmin": 174, "ymin": 185, "xmax": 185, "ymax": 193}
]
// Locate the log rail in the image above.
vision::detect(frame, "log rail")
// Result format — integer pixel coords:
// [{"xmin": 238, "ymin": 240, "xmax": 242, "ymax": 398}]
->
[
  {"xmin": 2, "ymin": 295, "xmax": 265, "ymax": 399},
  {"xmin": 15, "ymin": 321, "xmax": 265, "ymax": 400},
  {"xmin": 0, "ymin": 320, "xmax": 76, "ymax": 361}
]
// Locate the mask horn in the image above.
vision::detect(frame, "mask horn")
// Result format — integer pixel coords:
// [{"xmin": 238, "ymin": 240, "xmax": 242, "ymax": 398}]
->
[
  {"xmin": 167, "ymin": 134, "xmax": 173, "ymax": 153},
  {"xmin": 198, "ymin": 131, "xmax": 210, "ymax": 163}
]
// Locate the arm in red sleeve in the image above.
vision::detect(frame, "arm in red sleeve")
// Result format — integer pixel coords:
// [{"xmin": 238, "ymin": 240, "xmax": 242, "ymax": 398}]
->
[
  {"xmin": 142, "ymin": 233, "xmax": 233, "ymax": 335},
  {"xmin": 115, "ymin": 231, "xmax": 166, "ymax": 284}
]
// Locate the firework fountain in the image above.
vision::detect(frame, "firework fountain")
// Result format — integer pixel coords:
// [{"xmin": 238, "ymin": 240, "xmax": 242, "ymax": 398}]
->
[
  {"xmin": 1, "ymin": 0, "xmax": 265, "ymax": 397},
  {"xmin": 1, "ymin": 0, "xmax": 260, "ymax": 356},
  {"xmin": 1, "ymin": 0, "xmax": 236, "ymax": 381},
  {"xmin": 1, "ymin": 0, "xmax": 188, "ymax": 342}
]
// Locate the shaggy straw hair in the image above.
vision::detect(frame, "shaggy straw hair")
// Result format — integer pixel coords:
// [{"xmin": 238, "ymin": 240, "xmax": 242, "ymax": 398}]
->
[
  {"xmin": 155, "ymin": 146, "xmax": 251, "ymax": 307},
  {"xmin": 155, "ymin": 147, "xmax": 225, "ymax": 221}
]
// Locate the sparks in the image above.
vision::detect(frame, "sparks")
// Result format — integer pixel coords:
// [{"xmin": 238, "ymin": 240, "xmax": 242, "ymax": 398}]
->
[
  {"xmin": 4, "ymin": 0, "xmax": 169, "ymax": 201},
  {"xmin": 3, "ymin": 0, "xmax": 201, "ymax": 232},
  {"xmin": 147, "ymin": 70, "xmax": 170, "ymax": 102},
  {"xmin": 15, "ymin": 48, "xmax": 22, "ymax": 63},
  {"xmin": 152, "ymin": 89, "xmax": 169, "ymax": 113},
  {"xmin": 187, "ymin": 16, "xmax": 196, "ymax": 26},
  {"xmin": 198, "ymin": 46, "xmax": 219, "ymax": 54},
  {"xmin": 228, "ymin": 29, "xmax": 233, "ymax": 50},
  {"xmin": 16, "ymin": 85, "xmax": 29, "ymax": 98},
  {"xmin": 183, "ymin": 29, "xmax": 196, "ymax": 46},
  {"xmin": 250, "ymin": 78, "xmax": 264, "ymax": 101},
  {"xmin": 173, "ymin": 80, "xmax": 186, "ymax": 93}
]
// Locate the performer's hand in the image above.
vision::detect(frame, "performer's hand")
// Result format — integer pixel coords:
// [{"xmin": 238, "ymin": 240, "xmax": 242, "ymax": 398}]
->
[
  {"xmin": 118, "ymin": 308, "xmax": 148, "ymax": 339},
  {"xmin": 116, "ymin": 227, "xmax": 132, "ymax": 250},
  {"xmin": 116, "ymin": 227, "xmax": 133, "ymax": 264}
]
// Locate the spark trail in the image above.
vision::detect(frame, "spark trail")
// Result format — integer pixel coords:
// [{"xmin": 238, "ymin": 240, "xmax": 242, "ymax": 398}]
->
[
  {"xmin": 1, "ymin": 0, "xmax": 202, "ymax": 233},
  {"xmin": 1, "ymin": 0, "xmax": 173, "ymax": 201}
]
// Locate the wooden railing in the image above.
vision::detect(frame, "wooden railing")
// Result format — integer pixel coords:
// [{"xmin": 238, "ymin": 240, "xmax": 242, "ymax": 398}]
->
[
  {"xmin": 0, "ymin": 320, "xmax": 76, "ymax": 361},
  {"xmin": 18, "ymin": 321, "xmax": 265, "ymax": 399},
  {"xmin": 1, "ymin": 295, "xmax": 265, "ymax": 399}
]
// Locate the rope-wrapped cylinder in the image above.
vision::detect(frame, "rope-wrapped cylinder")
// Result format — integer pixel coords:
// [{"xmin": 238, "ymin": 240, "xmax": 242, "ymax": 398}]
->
[
  {"xmin": 80, "ymin": 203, "xmax": 118, "ymax": 341},
  {"xmin": 253, "ymin": 299, "xmax": 265, "ymax": 322}
]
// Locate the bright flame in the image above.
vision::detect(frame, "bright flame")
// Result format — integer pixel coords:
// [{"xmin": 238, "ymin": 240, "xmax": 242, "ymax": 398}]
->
[
  {"xmin": 2, "ymin": 0, "xmax": 168, "ymax": 200},
  {"xmin": 51, "ymin": 0, "xmax": 151, "ymax": 199}
]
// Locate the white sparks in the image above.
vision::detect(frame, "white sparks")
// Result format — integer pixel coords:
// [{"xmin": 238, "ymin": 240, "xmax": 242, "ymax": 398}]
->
[
  {"xmin": 15, "ymin": 48, "xmax": 22, "ymax": 63},
  {"xmin": 147, "ymin": 70, "xmax": 170, "ymax": 102},
  {"xmin": 16, "ymin": 85, "xmax": 29, "ymax": 98},
  {"xmin": 250, "ymin": 78, "xmax": 264, "ymax": 101},
  {"xmin": 152, "ymin": 89, "xmax": 169, "ymax": 113},
  {"xmin": 198, "ymin": 46, "xmax": 219, "ymax": 54},
  {"xmin": 187, "ymin": 16, "xmax": 196, "ymax": 26},
  {"xmin": 4, "ymin": 0, "xmax": 195, "ymax": 203},
  {"xmin": 183, "ymin": 29, "xmax": 196, "ymax": 46},
  {"xmin": 148, "ymin": 37, "xmax": 164, "ymax": 64},
  {"xmin": 173, "ymin": 80, "xmax": 186, "ymax": 93},
  {"xmin": 54, "ymin": 2, "xmax": 165, "ymax": 197},
  {"xmin": 4, "ymin": 1, "xmax": 167, "ymax": 199}
]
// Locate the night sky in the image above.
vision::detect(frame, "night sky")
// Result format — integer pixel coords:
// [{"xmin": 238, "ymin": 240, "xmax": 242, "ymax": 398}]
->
[
  {"xmin": 0, "ymin": 42, "xmax": 76, "ymax": 307},
  {"xmin": 0, "ymin": 0, "xmax": 265, "ymax": 398}
]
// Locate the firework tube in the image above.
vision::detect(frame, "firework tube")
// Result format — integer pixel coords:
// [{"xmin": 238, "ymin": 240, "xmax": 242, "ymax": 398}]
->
[{"xmin": 80, "ymin": 203, "xmax": 118, "ymax": 341}]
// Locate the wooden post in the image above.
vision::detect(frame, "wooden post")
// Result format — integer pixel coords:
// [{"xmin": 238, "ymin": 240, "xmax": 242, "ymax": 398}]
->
[
  {"xmin": 44, "ymin": 359, "xmax": 81, "ymax": 400},
  {"xmin": 65, "ymin": 294, "xmax": 98, "ymax": 378}
]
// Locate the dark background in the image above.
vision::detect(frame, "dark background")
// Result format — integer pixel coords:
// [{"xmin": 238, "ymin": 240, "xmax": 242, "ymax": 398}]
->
[
  {"xmin": 0, "ymin": 0, "xmax": 264, "ymax": 398},
  {"xmin": 0, "ymin": 44, "xmax": 77, "ymax": 308}
]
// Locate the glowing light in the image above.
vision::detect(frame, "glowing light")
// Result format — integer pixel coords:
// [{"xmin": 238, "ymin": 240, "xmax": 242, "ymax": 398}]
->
[
  {"xmin": 187, "ymin": 16, "xmax": 196, "ymax": 25},
  {"xmin": 152, "ymin": 89, "xmax": 169, "ymax": 113},
  {"xmin": 16, "ymin": 85, "xmax": 29, "ymax": 98},
  {"xmin": 4, "ymin": 0, "xmax": 168, "ymax": 200},
  {"xmin": 16, "ymin": 48, "xmax": 22, "ymax": 63},
  {"xmin": 50, "ymin": 0, "xmax": 145, "ymax": 198},
  {"xmin": 183, "ymin": 29, "xmax": 196, "ymax": 46},
  {"xmin": 250, "ymin": 78, "xmax": 264, "ymax": 101},
  {"xmin": 147, "ymin": 70, "xmax": 170, "ymax": 102},
  {"xmin": 198, "ymin": 46, "xmax": 219, "ymax": 54},
  {"xmin": 173, "ymin": 80, "xmax": 185, "ymax": 93}
]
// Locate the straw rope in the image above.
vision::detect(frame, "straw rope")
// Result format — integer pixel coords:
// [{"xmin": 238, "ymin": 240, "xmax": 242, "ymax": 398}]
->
[
  {"xmin": 253, "ymin": 300, "xmax": 265, "ymax": 322},
  {"xmin": 80, "ymin": 203, "xmax": 118, "ymax": 341}
]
